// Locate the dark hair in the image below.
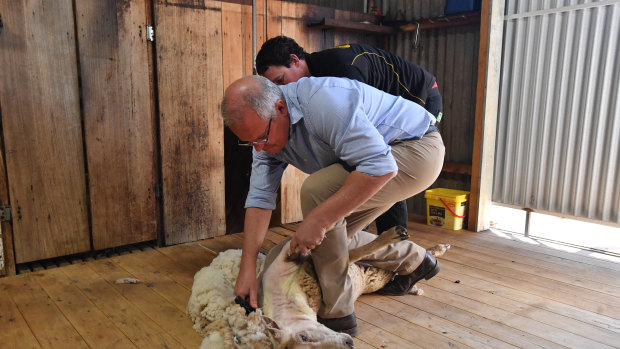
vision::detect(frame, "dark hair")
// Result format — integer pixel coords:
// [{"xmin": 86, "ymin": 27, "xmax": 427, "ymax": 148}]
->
[{"xmin": 255, "ymin": 36, "xmax": 310, "ymax": 74}]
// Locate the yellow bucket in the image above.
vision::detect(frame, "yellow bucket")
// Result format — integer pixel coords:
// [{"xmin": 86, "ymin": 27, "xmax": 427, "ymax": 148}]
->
[{"xmin": 425, "ymin": 188, "xmax": 470, "ymax": 230}]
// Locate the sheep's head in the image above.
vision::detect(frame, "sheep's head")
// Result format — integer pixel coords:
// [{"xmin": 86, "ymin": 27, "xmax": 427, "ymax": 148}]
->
[
  {"xmin": 280, "ymin": 326, "xmax": 354, "ymax": 349},
  {"xmin": 262, "ymin": 316, "xmax": 354, "ymax": 349}
]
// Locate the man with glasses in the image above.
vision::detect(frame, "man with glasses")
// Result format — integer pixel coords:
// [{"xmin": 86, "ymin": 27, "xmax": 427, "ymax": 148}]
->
[{"xmin": 221, "ymin": 75, "xmax": 444, "ymax": 336}]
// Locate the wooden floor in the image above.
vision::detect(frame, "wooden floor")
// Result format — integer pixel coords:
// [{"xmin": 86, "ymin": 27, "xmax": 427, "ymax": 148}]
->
[{"xmin": 2, "ymin": 219, "xmax": 620, "ymax": 349}]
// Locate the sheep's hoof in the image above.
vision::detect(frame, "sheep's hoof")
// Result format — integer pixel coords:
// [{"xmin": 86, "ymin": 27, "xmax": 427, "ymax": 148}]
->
[
  {"xmin": 427, "ymin": 244, "xmax": 451, "ymax": 258},
  {"xmin": 394, "ymin": 225, "xmax": 409, "ymax": 240},
  {"xmin": 286, "ymin": 251, "xmax": 311, "ymax": 264},
  {"xmin": 383, "ymin": 225, "xmax": 409, "ymax": 241},
  {"xmin": 408, "ymin": 285, "xmax": 424, "ymax": 295}
]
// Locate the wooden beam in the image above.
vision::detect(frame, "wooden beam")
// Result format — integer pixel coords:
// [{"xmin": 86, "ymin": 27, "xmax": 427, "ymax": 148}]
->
[
  {"xmin": 399, "ymin": 12, "xmax": 481, "ymax": 32},
  {"xmin": 468, "ymin": 0, "xmax": 505, "ymax": 232},
  {"xmin": 308, "ymin": 18, "xmax": 397, "ymax": 35},
  {"xmin": 442, "ymin": 162, "xmax": 472, "ymax": 176}
]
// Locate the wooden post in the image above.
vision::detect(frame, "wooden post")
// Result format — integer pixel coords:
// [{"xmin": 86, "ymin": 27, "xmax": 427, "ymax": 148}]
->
[{"xmin": 468, "ymin": 0, "xmax": 505, "ymax": 232}]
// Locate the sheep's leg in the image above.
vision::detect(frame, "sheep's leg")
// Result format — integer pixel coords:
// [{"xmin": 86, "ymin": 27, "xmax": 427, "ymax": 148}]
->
[
  {"xmin": 348, "ymin": 226, "xmax": 409, "ymax": 264},
  {"xmin": 427, "ymin": 243, "xmax": 451, "ymax": 258}
]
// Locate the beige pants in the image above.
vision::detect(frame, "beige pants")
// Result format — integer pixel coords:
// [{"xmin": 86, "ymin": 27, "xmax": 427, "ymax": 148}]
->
[{"xmin": 262, "ymin": 132, "xmax": 445, "ymax": 318}]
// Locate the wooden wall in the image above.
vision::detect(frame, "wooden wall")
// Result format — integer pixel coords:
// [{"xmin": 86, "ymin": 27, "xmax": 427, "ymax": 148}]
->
[
  {"xmin": 76, "ymin": 0, "xmax": 159, "ymax": 251},
  {"xmin": 0, "ymin": 0, "xmax": 383, "ymax": 273},
  {"xmin": 0, "ymin": 0, "xmax": 91, "ymax": 266}
]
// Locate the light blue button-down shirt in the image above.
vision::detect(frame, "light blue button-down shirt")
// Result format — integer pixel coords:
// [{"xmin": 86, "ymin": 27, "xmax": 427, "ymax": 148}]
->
[{"xmin": 245, "ymin": 76, "xmax": 436, "ymax": 210}]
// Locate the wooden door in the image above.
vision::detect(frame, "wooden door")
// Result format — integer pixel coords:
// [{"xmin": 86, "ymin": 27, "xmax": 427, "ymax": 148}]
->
[
  {"xmin": 154, "ymin": 0, "xmax": 226, "ymax": 244},
  {"xmin": 75, "ymin": 0, "xmax": 159, "ymax": 249},
  {"xmin": 0, "ymin": 0, "xmax": 90, "ymax": 263},
  {"xmin": 221, "ymin": 0, "xmax": 267, "ymax": 234}
]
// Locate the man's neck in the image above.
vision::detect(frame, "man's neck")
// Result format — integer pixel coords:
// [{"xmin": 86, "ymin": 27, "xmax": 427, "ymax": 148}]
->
[{"xmin": 299, "ymin": 59, "xmax": 311, "ymax": 78}]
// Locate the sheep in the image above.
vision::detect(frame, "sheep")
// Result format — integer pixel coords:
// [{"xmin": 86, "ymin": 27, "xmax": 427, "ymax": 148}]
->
[{"xmin": 188, "ymin": 227, "xmax": 450, "ymax": 348}]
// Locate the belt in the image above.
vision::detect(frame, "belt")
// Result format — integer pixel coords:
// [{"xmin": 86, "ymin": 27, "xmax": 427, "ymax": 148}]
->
[{"xmin": 425, "ymin": 124, "xmax": 438, "ymax": 134}]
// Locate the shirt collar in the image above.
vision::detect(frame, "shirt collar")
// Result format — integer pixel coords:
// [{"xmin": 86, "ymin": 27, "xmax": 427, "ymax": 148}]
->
[{"xmin": 279, "ymin": 83, "xmax": 305, "ymax": 126}]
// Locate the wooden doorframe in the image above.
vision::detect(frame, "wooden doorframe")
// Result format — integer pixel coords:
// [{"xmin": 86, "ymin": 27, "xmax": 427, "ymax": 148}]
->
[
  {"xmin": 0, "ymin": 138, "xmax": 15, "ymax": 276},
  {"xmin": 468, "ymin": 0, "xmax": 505, "ymax": 232}
]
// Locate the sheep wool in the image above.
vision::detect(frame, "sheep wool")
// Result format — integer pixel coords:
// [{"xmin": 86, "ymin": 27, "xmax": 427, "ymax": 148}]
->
[{"xmin": 188, "ymin": 249, "xmax": 268, "ymax": 348}]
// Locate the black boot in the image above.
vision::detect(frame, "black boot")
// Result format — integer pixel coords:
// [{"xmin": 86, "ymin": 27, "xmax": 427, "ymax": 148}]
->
[
  {"xmin": 376, "ymin": 252, "xmax": 441, "ymax": 296},
  {"xmin": 317, "ymin": 312, "xmax": 359, "ymax": 337}
]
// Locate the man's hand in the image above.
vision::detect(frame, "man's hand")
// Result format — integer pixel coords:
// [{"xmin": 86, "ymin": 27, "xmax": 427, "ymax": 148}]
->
[
  {"xmin": 234, "ymin": 263, "xmax": 259, "ymax": 309},
  {"xmin": 289, "ymin": 219, "xmax": 326, "ymax": 254}
]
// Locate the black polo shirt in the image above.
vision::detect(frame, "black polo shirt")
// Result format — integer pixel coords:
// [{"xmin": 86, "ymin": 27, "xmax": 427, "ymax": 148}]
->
[{"xmin": 306, "ymin": 44, "xmax": 438, "ymax": 109}]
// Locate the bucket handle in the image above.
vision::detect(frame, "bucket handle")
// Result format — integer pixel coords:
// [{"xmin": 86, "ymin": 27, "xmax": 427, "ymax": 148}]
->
[{"xmin": 439, "ymin": 198, "xmax": 466, "ymax": 218}]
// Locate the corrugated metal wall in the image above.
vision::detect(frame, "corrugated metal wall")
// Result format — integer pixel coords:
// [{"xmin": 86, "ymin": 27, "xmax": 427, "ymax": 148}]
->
[
  {"xmin": 494, "ymin": 0, "xmax": 620, "ymax": 224},
  {"xmin": 382, "ymin": 0, "xmax": 480, "ymax": 213}
]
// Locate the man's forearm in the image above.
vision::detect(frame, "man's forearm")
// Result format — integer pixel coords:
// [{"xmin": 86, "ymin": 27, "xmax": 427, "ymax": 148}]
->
[
  {"xmin": 305, "ymin": 170, "xmax": 397, "ymax": 231},
  {"xmin": 240, "ymin": 207, "xmax": 273, "ymax": 267}
]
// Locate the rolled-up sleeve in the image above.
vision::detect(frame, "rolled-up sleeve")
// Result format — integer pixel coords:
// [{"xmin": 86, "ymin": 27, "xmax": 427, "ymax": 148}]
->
[
  {"xmin": 245, "ymin": 151, "xmax": 288, "ymax": 210},
  {"xmin": 305, "ymin": 87, "xmax": 398, "ymax": 176}
]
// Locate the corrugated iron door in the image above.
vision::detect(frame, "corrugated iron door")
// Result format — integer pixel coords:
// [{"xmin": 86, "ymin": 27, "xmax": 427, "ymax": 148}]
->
[{"xmin": 494, "ymin": 0, "xmax": 620, "ymax": 223}]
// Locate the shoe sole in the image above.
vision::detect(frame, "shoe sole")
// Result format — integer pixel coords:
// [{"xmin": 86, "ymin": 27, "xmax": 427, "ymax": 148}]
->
[{"xmin": 340, "ymin": 326, "xmax": 359, "ymax": 337}]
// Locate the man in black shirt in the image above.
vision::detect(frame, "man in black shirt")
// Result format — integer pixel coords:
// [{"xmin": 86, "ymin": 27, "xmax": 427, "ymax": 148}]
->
[{"xmin": 255, "ymin": 35, "xmax": 443, "ymax": 236}]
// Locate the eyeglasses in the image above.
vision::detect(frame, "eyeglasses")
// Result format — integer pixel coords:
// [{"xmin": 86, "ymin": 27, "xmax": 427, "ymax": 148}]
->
[{"xmin": 238, "ymin": 119, "xmax": 272, "ymax": 147}]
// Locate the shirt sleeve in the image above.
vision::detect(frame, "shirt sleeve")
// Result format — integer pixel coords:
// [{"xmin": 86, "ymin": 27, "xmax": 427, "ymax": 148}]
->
[
  {"xmin": 304, "ymin": 85, "xmax": 398, "ymax": 176},
  {"xmin": 245, "ymin": 150, "xmax": 288, "ymax": 210}
]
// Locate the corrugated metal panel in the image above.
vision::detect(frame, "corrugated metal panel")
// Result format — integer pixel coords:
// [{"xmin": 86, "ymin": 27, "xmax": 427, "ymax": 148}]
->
[
  {"xmin": 382, "ymin": 0, "xmax": 478, "ymax": 165},
  {"xmin": 391, "ymin": 25, "xmax": 479, "ymax": 166},
  {"xmin": 494, "ymin": 0, "xmax": 620, "ymax": 223},
  {"xmin": 380, "ymin": 0, "xmax": 479, "ymax": 215}
]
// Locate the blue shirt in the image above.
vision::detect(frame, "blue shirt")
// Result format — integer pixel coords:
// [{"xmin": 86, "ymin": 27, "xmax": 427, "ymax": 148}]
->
[{"xmin": 245, "ymin": 76, "xmax": 436, "ymax": 210}]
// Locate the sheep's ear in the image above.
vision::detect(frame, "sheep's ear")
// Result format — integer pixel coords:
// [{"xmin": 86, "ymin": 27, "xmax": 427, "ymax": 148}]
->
[
  {"xmin": 262, "ymin": 315, "xmax": 290, "ymax": 348},
  {"xmin": 261, "ymin": 315, "xmax": 280, "ymax": 331}
]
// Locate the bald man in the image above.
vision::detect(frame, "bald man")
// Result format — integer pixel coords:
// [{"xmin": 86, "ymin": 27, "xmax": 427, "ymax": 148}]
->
[{"xmin": 221, "ymin": 75, "xmax": 444, "ymax": 336}]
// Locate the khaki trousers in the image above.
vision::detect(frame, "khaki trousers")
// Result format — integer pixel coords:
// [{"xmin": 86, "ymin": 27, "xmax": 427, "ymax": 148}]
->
[{"xmin": 262, "ymin": 132, "xmax": 445, "ymax": 319}]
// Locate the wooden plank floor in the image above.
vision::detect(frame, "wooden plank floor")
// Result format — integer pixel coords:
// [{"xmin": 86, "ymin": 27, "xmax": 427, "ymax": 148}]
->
[{"xmin": 2, "ymin": 219, "xmax": 619, "ymax": 349}]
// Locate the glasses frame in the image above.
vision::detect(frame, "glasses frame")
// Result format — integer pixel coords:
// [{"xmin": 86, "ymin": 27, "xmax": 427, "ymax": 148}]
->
[{"xmin": 237, "ymin": 119, "xmax": 272, "ymax": 147}]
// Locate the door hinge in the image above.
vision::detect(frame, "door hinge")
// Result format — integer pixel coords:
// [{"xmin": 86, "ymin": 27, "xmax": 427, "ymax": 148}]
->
[
  {"xmin": 0, "ymin": 206, "xmax": 11, "ymax": 222},
  {"xmin": 147, "ymin": 25, "xmax": 155, "ymax": 42}
]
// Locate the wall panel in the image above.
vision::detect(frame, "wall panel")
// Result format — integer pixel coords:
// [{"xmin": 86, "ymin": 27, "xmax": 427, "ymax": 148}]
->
[
  {"xmin": 76, "ymin": 0, "xmax": 159, "ymax": 249},
  {"xmin": 154, "ymin": 0, "xmax": 226, "ymax": 244},
  {"xmin": 494, "ymin": 0, "xmax": 620, "ymax": 223},
  {"xmin": 0, "ymin": 0, "xmax": 90, "ymax": 262}
]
